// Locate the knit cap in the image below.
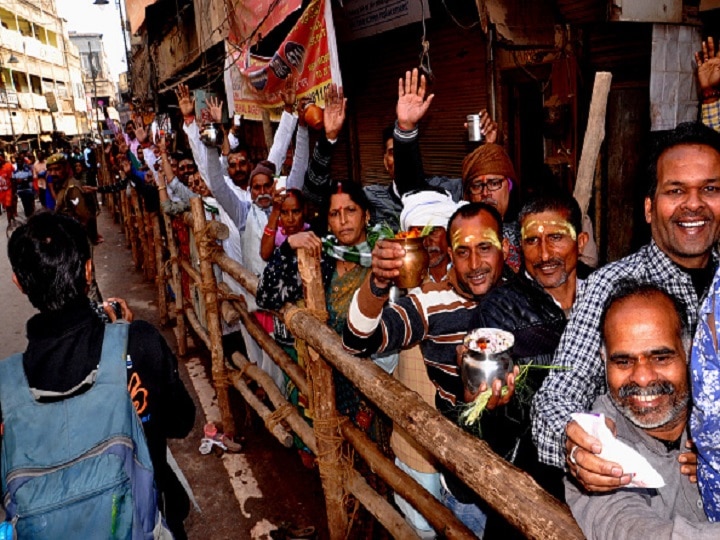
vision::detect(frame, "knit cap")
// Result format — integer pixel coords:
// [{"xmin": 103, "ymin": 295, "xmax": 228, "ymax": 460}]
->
[
  {"xmin": 461, "ymin": 143, "xmax": 517, "ymax": 188},
  {"xmin": 249, "ymin": 160, "xmax": 276, "ymax": 184}
]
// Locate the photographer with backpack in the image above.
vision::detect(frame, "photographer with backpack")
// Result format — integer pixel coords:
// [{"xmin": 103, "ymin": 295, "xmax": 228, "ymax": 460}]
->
[{"xmin": 2, "ymin": 211, "xmax": 196, "ymax": 539}]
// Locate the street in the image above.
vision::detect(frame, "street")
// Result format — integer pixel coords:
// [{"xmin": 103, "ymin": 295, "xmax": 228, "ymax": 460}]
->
[{"xmin": 0, "ymin": 206, "xmax": 328, "ymax": 540}]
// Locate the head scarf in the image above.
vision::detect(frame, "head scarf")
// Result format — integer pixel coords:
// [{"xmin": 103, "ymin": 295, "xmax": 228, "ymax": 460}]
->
[
  {"xmin": 322, "ymin": 223, "xmax": 390, "ymax": 267},
  {"xmin": 461, "ymin": 144, "xmax": 517, "ymax": 193},
  {"xmin": 400, "ymin": 190, "xmax": 465, "ymax": 231},
  {"xmin": 249, "ymin": 160, "xmax": 276, "ymax": 186}
]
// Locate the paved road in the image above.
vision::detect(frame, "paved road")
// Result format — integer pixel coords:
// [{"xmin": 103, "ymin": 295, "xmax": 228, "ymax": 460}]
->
[{"xmin": 0, "ymin": 206, "xmax": 328, "ymax": 539}]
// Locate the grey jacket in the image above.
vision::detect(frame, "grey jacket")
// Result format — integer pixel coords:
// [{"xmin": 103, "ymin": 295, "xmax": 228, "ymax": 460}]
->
[{"xmin": 565, "ymin": 394, "xmax": 718, "ymax": 539}]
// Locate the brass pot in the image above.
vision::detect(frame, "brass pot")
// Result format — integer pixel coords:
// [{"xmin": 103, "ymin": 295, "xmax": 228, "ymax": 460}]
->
[{"xmin": 386, "ymin": 237, "xmax": 429, "ymax": 289}]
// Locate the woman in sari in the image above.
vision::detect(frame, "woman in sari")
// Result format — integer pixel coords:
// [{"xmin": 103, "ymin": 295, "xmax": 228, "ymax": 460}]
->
[{"xmin": 256, "ymin": 179, "xmax": 395, "ymax": 452}]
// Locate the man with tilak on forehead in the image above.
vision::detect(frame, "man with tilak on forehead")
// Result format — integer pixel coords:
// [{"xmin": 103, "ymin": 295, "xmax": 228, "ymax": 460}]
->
[
  {"xmin": 463, "ymin": 193, "xmax": 588, "ymax": 538},
  {"xmin": 342, "ymin": 201, "xmax": 510, "ymax": 537}
]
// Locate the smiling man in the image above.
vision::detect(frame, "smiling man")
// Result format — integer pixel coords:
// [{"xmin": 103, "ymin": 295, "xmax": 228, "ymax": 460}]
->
[
  {"xmin": 532, "ymin": 122, "xmax": 720, "ymax": 490},
  {"xmin": 343, "ymin": 202, "xmax": 507, "ymax": 536},
  {"xmin": 464, "ymin": 194, "xmax": 587, "ymax": 538},
  {"xmin": 565, "ymin": 281, "xmax": 720, "ymax": 539}
]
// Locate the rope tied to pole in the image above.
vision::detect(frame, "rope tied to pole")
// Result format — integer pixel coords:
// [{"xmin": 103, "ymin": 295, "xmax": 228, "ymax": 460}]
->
[
  {"xmin": 265, "ymin": 403, "xmax": 295, "ymax": 434},
  {"xmin": 284, "ymin": 304, "xmax": 329, "ymax": 326}
]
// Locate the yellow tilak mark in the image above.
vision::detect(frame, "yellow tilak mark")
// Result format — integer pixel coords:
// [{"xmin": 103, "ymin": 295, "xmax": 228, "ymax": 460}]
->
[
  {"xmin": 521, "ymin": 219, "xmax": 577, "ymax": 241},
  {"xmin": 451, "ymin": 228, "xmax": 502, "ymax": 250}
]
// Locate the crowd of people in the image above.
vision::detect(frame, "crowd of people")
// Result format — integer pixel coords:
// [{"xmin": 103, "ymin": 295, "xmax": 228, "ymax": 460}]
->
[{"xmin": 4, "ymin": 34, "xmax": 720, "ymax": 540}]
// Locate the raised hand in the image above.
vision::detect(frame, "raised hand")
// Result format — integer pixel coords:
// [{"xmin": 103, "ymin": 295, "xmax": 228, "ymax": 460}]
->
[
  {"xmin": 206, "ymin": 96, "xmax": 224, "ymax": 124},
  {"xmin": 280, "ymin": 79, "xmax": 297, "ymax": 113},
  {"xmin": 175, "ymin": 83, "xmax": 196, "ymax": 119},
  {"xmin": 396, "ymin": 68, "xmax": 434, "ymax": 131},
  {"xmin": 323, "ymin": 83, "xmax": 347, "ymax": 140},
  {"xmin": 696, "ymin": 37, "xmax": 720, "ymax": 91},
  {"xmin": 115, "ymin": 133, "xmax": 128, "ymax": 155},
  {"xmin": 271, "ymin": 186, "xmax": 287, "ymax": 212},
  {"xmin": 370, "ymin": 239, "xmax": 405, "ymax": 286},
  {"xmin": 135, "ymin": 124, "xmax": 148, "ymax": 144}
]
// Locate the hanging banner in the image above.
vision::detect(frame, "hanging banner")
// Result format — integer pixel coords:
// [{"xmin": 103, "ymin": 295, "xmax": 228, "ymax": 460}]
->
[
  {"xmin": 224, "ymin": 0, "xmax": 342, "ymax": 121},
  {"xmin": 225, "ymin": 0, "xmax": 303, "ymax": 44}
]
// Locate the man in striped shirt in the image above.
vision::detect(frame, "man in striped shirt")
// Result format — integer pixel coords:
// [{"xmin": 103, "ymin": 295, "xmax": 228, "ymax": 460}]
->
[{"xmin": 343, "ymin": 201, "xmax": 510, "ymax": 536}]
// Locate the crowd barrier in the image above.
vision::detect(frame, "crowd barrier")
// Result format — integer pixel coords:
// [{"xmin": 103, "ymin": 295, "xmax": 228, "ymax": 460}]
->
[{"xmin": 108, "ymin": 185, "xmax": 583, "ymax": 540}]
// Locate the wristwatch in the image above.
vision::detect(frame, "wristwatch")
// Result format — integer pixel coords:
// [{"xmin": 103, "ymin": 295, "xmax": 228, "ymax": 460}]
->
[{"xmin": 369, "ymin": 276, "xmax": 392, "ymax": 297}]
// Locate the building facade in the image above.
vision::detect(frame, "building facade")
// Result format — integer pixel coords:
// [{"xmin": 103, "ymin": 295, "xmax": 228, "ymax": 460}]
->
[
  {"xmin": 0, "ymin": 0, "xmax": 91, "ymax": 148},
  {"xmin": 69, "ymin": 32, "xmax": 118, "ymax": 133}
]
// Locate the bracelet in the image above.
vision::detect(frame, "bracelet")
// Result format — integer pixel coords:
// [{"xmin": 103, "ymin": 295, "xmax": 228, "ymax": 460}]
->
[
  {"xmin": 369, "ymin": 276, "xmax": 392, "ymax": 297},
  {"xmin": 263, "ymin": 226, "xmax": 277, "ymax": 237},
  {"xmin": 702, "ymin": 88, "xmax": 720, "ymax": 100},
  {"xmin": 158, "ymin": 186, "xmax": 167, "ymax": 191}
]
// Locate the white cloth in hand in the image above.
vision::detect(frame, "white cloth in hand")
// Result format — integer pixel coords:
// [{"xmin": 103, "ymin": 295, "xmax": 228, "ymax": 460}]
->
[{"xmin": 571, "ymin": 412, "xmax": 665, "ymax": 488}]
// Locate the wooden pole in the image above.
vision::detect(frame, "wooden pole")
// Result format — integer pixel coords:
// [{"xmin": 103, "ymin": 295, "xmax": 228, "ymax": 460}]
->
[
  {"xmin": 227, "ymin": 368, "xmax": 294, "ymax": 448},
  {"xmin": 345, "ymin": 471, "xmax": 418, "ymax": 539},
  {"xmin": 296, "ymin": 248, "xmax": 348, "ymax": 539},
  {"xmin": 341, "ymin": 422, "xmax": 476, "ymax": 540},
  {"xmin": 189, "ymin": 198, "xmax": 235, "ymax": 438},
  {"xmin": 213, "ymin": 250, "xmax": 259, "ymax": 295},
  {"xmin": 227, "ymin": 358, "xmax": 316, "ymax": 454},
  {"xmin": 120, "ymin": 190, "xmax": 132, "ymax": 248},
  {"xmin": 163, "ymin": 212, "xmax": 187, "ymax": 356},
  {"xmin": 281, "ymin": 309, "xmax": 584, "ymax": 540},
  {"xmin": 129, "ymin": 190, "xmax": 143, "ymax": 270},
  {"xmin": 143, "ymin": 211, "xmax": 157, "ymax": 282},
  {"xmin": 185, "ymin": 306, "xmax": 211, "ymax": 350},
  {"xmin": 152, "ymin": 214, "xmax": 168, "ymax": 326},
  {"xmin": 222, "ymin": 292, "xmax": 308, "ymax": 397},
  {"xmin": 574, "ymin": 72, "xmax": 612, "ymax": 215}
]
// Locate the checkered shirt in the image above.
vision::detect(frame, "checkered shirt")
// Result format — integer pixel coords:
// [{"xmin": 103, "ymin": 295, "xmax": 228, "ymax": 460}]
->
[
  {"xmin": 703, "ymin": 100, "xmax": 720, "ymax": 133},
  {"xmin": 531, "ymin": 241, "xmax": 711, "ymax": 469}
]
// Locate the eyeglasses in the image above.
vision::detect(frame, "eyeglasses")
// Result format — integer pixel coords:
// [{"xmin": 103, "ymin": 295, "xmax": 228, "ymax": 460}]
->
[{"xmin": 468, "ymin": 177, "xmax": 506, "ymax": 194}]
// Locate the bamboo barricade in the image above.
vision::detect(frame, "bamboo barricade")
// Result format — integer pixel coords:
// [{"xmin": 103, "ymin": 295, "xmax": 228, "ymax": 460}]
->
[
  {"xmin": 112, "ymin": 191, "xmax": 584, "ymax": 539},
  {"xmin": 152, "ymin": 214, "xmax": 168, "ymax": 326}
]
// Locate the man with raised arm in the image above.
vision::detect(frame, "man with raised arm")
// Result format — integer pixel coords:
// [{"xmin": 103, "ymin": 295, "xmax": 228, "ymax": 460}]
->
[{"xmin": 343, "ymin": 202, "xmax": 513, "ymax": 536}]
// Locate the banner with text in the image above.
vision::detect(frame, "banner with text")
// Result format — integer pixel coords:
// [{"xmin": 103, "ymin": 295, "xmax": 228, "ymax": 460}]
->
[{"xmin": 224, "ymin": 0, "xmax": 342, "ymax": 121}]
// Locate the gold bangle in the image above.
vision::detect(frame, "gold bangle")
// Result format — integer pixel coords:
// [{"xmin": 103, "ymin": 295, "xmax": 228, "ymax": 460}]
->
[{"xmin": 158, "ymin": 186, "xmax": 167, "ymax": 191}]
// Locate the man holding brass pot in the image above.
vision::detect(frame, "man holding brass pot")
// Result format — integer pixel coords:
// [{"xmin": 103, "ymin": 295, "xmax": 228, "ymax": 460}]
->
[{"xmin": 343, "ymin": 201, "xmax": 509, "ymax": 536}]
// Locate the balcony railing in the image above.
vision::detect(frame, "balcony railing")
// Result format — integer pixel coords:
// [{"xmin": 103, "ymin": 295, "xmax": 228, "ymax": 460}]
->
[{"xmin": 0, "ymin": 27, "xmax": 64, "ymax": 66}]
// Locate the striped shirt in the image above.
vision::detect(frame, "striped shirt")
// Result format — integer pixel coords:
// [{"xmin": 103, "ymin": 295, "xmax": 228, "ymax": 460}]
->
[{"xmin": 343, "ymin": 270, "xmax": 478, "ymax": 418}]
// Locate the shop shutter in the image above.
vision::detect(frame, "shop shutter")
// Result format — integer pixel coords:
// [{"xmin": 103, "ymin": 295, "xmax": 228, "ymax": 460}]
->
[{"xmin": 335, "ymin": 19, "xmax": 489, "ymax": 187}]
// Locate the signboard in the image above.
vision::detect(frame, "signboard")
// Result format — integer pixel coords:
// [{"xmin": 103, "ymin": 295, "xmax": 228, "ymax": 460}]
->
[
  {"xmin": 0, "ymin": 90, "xmax": 18, "ymax": 107},
  {"xmin": 335, "ymin": 0, "xmax": 430, "ymax": 42},
  {"xmin": 224, "ymin": 0, "xmax": 341, "ymax": 121}
]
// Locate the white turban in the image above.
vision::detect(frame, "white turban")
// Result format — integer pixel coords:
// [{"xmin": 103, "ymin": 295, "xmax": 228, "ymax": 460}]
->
[{"xmin": 400, "ymin": 190, "xmax": 466, "ymax": 231}]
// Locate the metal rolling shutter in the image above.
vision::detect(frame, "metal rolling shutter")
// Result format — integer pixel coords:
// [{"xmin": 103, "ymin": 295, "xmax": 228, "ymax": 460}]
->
[{"xmin": 335, "ymin": 20, "xmax": 489, "ymax": 186}]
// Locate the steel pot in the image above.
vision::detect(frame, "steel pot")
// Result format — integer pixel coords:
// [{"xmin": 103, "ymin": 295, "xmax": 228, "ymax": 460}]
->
[{"xmin": 461, "ymin": 328, "xmax": 514, "ymax": 395}]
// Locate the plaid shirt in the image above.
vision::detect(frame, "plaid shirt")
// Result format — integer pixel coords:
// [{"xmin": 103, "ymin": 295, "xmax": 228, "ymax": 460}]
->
[
  {"xmin": 531, "ymin": 241, "xmax": 713, "ymax": 468},
  {"xmin": 703, "ymin": 100, "xmax": 720, "ymax": 133}
]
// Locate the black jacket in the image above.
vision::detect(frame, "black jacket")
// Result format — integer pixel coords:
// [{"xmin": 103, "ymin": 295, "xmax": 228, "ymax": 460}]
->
[
  {"xmin": 445, "ymin": 273, "xmax": 569, "ymax": 517},
  {"xmin": 473, "ymin": 274, "xmax": 569, "ymax": 535}
]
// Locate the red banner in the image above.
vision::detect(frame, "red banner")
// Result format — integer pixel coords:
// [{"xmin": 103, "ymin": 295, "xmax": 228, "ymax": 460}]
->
[
  {"xmin": 225, "ymin": 0, "xmax": 302, "ymax": 45},
  {"xmin": 224, "ymin": 0, "xmax": 340, "ymax": 121}
]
